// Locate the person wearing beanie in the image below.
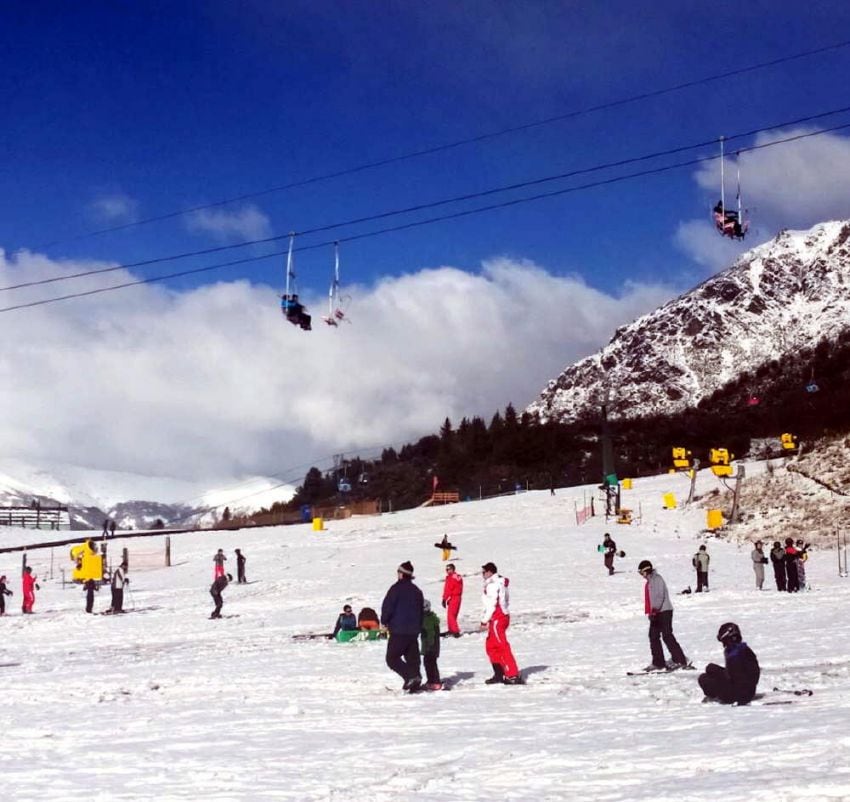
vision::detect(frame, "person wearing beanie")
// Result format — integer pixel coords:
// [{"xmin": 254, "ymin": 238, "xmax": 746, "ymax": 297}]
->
[
  {"xmin": 381, "ymin": 561, "xmax": 424, "ymax": 692},
  {"xmin": 692, "ymin": 545, "xmax": 710, "ymax": 593},
  {"xmin": 442, "ymin": 563, "xmax": 463, "ymax": 636},
  {"xmin": 213, "ymin": 549, "xmax": 227, "ymax": 580},
  {"xmin": 235, "ymin": 549, "xmax": 247, "ymax": 584},
  {"xmin": 209, "ymin": 573, "xmax": 232, "ymax": 619},
  {"xmin": 602, "ymin": 533, "xmax": 617, "ymax": 576},
  {"xmin": 481, "ymin": 562, "xmax": 522, "ymax": 685},
  {"xmin": 698, "ymin": 622, "xmax": 760, "ymax": 704},
  {"xmin": 638, "ymin": 560, "xmax": 689, "ymax": 671},
  {"xmin": 751, "ymin": 541, "xmax": 768, "ymax": 590},
  {"xmin": 420, "ymin": 599, "xmax": 442, "ymax": 690},
  {"xmin": 21, "ymin": 566, "xmax": 38, "ymax": 614}
]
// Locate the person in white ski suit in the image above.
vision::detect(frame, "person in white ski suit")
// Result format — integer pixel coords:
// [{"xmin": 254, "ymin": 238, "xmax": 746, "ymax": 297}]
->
[{"xmin": 480, "ymin": 562, "xmax": 521, "ymax": 684}]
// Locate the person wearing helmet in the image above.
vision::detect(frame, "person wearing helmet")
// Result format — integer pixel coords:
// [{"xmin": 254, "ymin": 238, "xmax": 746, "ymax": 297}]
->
[
  {"xmin": 698, "ymin": 622, "xmax": 760, "ymax": 704},
  {"xmin": 638, "ymin": 560, "xmax": 689, "ymax": 671}
]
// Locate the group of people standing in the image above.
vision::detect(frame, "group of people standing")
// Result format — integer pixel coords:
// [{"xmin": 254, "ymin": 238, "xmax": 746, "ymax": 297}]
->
[
  {"xmin": 759, "ymin": 538, "xmax": 809, "ymax": 592},
  {"xmin": 379, "ymin": 559, "xmax": 522, "ymax": 693}
]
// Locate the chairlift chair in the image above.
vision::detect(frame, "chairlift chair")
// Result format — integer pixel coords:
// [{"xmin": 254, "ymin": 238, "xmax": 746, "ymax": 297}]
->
[{"xmin": 281, "ymin": 233, "xmax": 312, "ymax": 330}]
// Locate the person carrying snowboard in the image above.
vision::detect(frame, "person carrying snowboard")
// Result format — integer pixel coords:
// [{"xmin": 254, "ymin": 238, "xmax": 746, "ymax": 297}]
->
[
  {"xmin": 481, "ymin": 562, "xmax": 522, "ymax": 685},
  {"xmin": 380, "ymin": 561, "xmax": 424, "ymax": 692},
  {"xmin": 442, "ymin": 563, "xmax": 463, "ymax": 636},
  {"xmin": 0, "ymin": 575, "xmax": 13, "ymax": 615},
  {"xmin": 638, "ymin": 560, "xmax": 689, "ymax": 671},
  {"xmin": 434, "ymin": 534, "xmax": 456, "ymax": 562},
  {"xmin": 210, "ymin": 573, "xmax": 232, "ymax": 619},
  {"xmin": 602, "ymin": 533, "xmax": 617, "ymax": 576},
  {"xmin": 421, "ymin": 599, "xmax": 442, "ymax": 690},
  {"xmin": 21, "ymin": 566, "xmax": 38, "ymax": 613},
  {"xmin": 698, "ymin": 622, "xmax": 760, "ymax": 705}
]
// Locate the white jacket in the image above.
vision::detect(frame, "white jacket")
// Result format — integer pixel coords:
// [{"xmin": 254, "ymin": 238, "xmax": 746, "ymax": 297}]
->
[{"xmin": 481, "ymin": 574, "xmax": 510, "ymax": 622}]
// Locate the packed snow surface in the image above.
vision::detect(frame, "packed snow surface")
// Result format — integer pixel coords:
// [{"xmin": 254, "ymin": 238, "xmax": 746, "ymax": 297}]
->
[{"xmin": 1, "ymin": 466, "xmax": 849, "ymax": 801}]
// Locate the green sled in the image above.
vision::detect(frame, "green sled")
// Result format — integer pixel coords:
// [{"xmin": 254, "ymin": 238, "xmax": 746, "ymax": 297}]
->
[{"xmin": 335, "ymin": 629, "xmax": 385, "ymax": 643}]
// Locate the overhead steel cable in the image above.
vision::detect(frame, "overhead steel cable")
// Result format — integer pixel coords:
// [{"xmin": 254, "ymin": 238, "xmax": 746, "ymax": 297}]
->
[
  {"xmin": 3, "ymin": 120, "xmax": 850, "ymax": 315},
  {"xmin": 6, "ymin": 103, "xmax": 850, "ymax": 295},
  {"xmin": 34, "ymin": 38, "xmax": 850, "ymax": 249}
]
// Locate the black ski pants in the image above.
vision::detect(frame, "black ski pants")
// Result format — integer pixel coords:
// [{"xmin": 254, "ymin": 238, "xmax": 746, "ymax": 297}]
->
[
  {"xmin": 648, "ymin": 610, "xmax": 687, "ymax": 667},
  {"xmin": 210, "ymin": 589, "xmax": 223, "ymax": 617},
  {"xmin": 86, "ymin": 587, "xmax": 95, "ymax": 613},
  {"xmin": 698, "ymin": 663, "xmax": 754, "ymax": 704},
  {"xmin": 423, "ymin": 652, "xmax": 441, "ymax": 685},
  {"xmin": 772, "ymin": 562, "xmax": 786, "ymax": 591},
  {"xmin": 695, "ymin": 570, "xmax": 708, "ymax": 592},
  {"xmin": 111, "ymin": 587, "xmax": 124, "ymax": 613},
  {"xmin": 785, "ymin": 560, "xmax": 799, "ymax": 592},
  {"xmin": 385, "ymin": 632, "xmax": 421, "ymax": 683}
]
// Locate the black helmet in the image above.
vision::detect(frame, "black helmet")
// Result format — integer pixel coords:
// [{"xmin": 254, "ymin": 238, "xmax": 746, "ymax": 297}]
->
[
  {"xmin": 637, "ymin": 560, "xmax": 653, "ymax": 573},
  {"xmin": 717, "ymin": 622, "xmax": 741, "ymax": 645}
]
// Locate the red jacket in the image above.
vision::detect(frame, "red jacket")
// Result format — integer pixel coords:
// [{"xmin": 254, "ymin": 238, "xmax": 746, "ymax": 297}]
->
[
  {"xmin": 442, "ymin": 572, "xmax": 463, "ymax": 602},
  {"xmin": 22, "ymin": 573, "xmax": 36, "ymax": 594}
]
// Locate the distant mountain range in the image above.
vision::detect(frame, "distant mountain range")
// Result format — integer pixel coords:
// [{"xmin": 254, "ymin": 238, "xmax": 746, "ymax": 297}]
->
[
  {"xmin": 527, "ymin": 220, "xmax": 850, "ymax": 423},
  {"xmin": 0, "ymin": 458, "xmax": 293, "ymax": 530}
]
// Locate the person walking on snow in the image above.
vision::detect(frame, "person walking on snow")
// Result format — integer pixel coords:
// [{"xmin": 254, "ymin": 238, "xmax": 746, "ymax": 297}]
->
[
  {"xmin": 693, "ymin": 545, "xmax": 710, "ymax": 592},
  {"xmin": 109, "ymin": 520, "xmax": 116, "ymax": 538},
  {"xmin": 380, "ymin": 561, "xmax": 424, "ymax": 692},
  {"xmin": 442, "ymin": 563, "xmax": 463, "ymax": 636},
  {"xmin": 213, "ymin": 549, "xmax": 227, "ymax": 579},
  {"xmin": 481, "ymin": 561, "xmax": 522, "ymax": 684},
  {"xmin": 638, "ymin": 560, "xmax": 689, "ymax": 671},
  {"xmin": 21, "ymin": 566, "xmax": 38, "ymax": 613},
  {"xmin": 421, "ymin": 599, "xmax": 442, "ymax": 690},
  {"xmin": 210, "ymin": 573, "xmax": 232, "ymax": 619},
  {"xmin": 110, "ymin": 561, "xmax": 129, "ymax": 613},
  {"xmin": 784, "ymin": 538, "xmax": 800, "ymax": 592},
  {"xmin": 698, "ymin": 622, "xmax": 760, "ymax": 705},
  {"xmin": 235, "ymin": 549, "xmax": 247, "ymax": 583},
  {"xmin": 751, "ymin": 541, "xmax": 768, "ymax": 590},
  {"xmin": 602, "ymin": 533, "xmax": 617, "ymax": 576},
  {"xmin": 0, "ymin": 575, "xmax": 13, "ymax": 615}
]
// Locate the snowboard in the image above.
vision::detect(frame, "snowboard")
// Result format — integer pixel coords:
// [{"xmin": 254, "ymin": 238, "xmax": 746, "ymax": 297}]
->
[{"xmin": 627, "ymin": 662, "xmax": 695, "ymax": 676}]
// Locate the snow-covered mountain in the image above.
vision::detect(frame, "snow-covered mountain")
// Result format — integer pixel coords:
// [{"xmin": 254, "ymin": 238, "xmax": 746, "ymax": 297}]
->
[
  {"xmin": 0, "ymin": 458, "xmax": 294, "ymax": 530},
  {"xmin": 527, "ymin": 220, "xmax": 850, "ymax": 422}
]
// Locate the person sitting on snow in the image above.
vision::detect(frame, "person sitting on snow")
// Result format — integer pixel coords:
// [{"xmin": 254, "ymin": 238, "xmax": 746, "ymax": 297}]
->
[
  {"xmin": 698, "ymin": 622, "xmax": 760, "ymax": 705},
  {"xmin": 330, "ymin": 604, "xmax": 358, "ymax": 638},
  {"xmin": 357, "ymin": 606, "xmax": 380, "ymax": 631}
]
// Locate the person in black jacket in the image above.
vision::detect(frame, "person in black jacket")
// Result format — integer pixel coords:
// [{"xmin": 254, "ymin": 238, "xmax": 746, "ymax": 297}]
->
[
  {"xmin": 769, "ymin": 541, "xmax": 786, "ymax": 591},
  {"xmin": 698, "ymin": 622, "xmax": 760, "ymax": 704},
  {"xmin": 0, "ymin": 575, "xmax": 13, "ymax": 615},
  {"xmin": 380, "ymin": 561, "xmax": 424, "ymax": 692},
  {"xmin": 235, "ymin": 549, "xmax": 247, "ymax": 584},
  {"xmin": 84, "ymin": 579, "xmax": 98, "ymax": 613},
  {"xmin": 210, "ymin": 573, "xmax": 232, "ymax": 619}
]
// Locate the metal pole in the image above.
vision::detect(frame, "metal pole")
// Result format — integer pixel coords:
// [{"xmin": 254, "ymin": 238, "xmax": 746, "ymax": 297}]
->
[
  {"xmin": 729, "ymin": 463, "xmax": 745, "ymax": 524},
  {"xmin": 687, "ymin": 458, "xmax": 700, "ymax": 505}
]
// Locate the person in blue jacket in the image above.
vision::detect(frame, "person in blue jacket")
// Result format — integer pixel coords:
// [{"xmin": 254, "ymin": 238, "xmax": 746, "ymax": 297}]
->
[
  {"xmin": 330, "ymin": 604, "xmax": 358, "ymax": 639},
  {"xmin": 698, "ymin": 622, "xmax": 760, "ymax": 704},
  {"xmin": 380, "ymin": 561, "xmax": 424, "ymax": 692}
]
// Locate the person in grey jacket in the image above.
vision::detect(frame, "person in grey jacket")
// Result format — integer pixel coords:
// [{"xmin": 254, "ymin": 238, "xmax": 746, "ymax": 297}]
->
[
  {"xmin": 751, "ymin": 541, "xmax": 768, "ymax": 590},
  {"xmin": 638, "ymin": 560, "xmax": 689, "ymax": 671}
]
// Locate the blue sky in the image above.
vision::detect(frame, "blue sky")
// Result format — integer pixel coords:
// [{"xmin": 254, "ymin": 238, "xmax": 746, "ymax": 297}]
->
[
  {"xmin": 4, "ymin": 0, "xmax": 850, "ymax": 295},
  {"xmin": 2, "ymin": 1, "xmax": 850, "ymax": 482}
]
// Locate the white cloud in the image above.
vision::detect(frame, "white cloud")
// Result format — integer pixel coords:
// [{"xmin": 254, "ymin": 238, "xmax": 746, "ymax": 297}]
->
[
  {"xmin": 185, "ymin": 204, "xmax": 272, "ymax": 242},
  {"xmin": 88, "ymin": 193, "xmax": 139, "ymax": 225},
  {"xmin": 0, "ymin": 249, "xmax": 673, "ymax": 482},
  {"xmin": 673, "ymin": 218, "xmax": 751, "ymax": 272}
]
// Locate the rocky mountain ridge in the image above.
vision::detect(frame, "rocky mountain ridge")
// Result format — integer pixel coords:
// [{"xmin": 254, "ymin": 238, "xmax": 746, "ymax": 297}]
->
[{"xmin": 527, "ymin": 220, "xmax": 850, "ymax": 423}]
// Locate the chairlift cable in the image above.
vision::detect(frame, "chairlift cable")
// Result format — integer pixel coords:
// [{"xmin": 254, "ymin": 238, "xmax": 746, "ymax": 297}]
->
[{"xmin": 4, "ymin": 119, "xmax": 850, "ymax": 314}]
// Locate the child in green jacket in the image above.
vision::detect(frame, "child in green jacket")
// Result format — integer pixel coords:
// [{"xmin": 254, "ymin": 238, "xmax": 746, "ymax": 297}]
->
[{"xmin": 421, "ymin": 599, "xmax": 442, "ymax": 690}]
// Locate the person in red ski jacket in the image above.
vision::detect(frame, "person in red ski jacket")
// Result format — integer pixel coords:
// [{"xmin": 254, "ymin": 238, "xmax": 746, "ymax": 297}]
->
[
  {"xmin": 442, "ymin": 563, "xmax": 463, "ymax": 636},
  {"xmin": 22, "ymin": 566, "xmax": 38, "ymax": 613},
  {"xmin": 480, "ymin": 562, "xmax": 522, "ymax": 684}
]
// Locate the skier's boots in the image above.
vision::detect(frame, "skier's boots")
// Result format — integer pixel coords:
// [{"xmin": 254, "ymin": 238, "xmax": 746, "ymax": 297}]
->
[{"xmin": 485, "ymin": 663, "xmax": 504, "ymax": 684}]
